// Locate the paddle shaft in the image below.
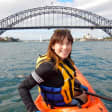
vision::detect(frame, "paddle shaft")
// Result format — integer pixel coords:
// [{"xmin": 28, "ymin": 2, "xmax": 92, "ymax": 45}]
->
[
  {"xmin": 86, "ymin": 91, "xmax": 112, "ymax": 101},
  {"xmin": 74, "ymin": 88, "xmax": 112, "ymax": 101}
]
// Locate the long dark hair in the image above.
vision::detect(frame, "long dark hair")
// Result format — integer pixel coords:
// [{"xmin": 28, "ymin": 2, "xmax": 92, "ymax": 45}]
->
[{"xmin": 47, "ymin": 29, "xmax": 73, "ymax": 68}]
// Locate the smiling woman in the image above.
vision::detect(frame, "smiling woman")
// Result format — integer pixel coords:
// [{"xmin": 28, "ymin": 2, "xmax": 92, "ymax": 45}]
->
[{"xmin": 18, "ymin": 29, "xmax": 88, "ymax": 112}]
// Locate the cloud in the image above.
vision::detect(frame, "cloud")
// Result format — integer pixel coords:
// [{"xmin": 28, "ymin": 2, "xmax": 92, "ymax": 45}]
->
[
  {"xmin": 76, "ymin": 0, "xmax": 108, "ymax": 9},
  {"xmin": 57, "ymin": 0, "xmax": 73, "ymax": 3},
  {"xmin": 0, "ymin": 0, "xmax": 112, "ymax": 19},
  {"xmin": 0, "ymin": 0, "xmax": 41, "ymax": 19}
]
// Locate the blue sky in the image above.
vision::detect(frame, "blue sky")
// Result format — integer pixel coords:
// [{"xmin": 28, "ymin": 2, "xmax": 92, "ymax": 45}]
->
[{"xmin": 0, "ymin": 0, "xmax": 112, "ymax": 40}]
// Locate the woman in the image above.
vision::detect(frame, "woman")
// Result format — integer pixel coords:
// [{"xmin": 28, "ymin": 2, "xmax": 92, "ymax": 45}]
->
[{"xmin": 18, "ymin": 29, "xmax": 88, "ymax": 112}]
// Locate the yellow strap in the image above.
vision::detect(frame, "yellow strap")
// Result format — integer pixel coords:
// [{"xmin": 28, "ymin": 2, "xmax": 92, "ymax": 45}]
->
[
  {"xmin": 58, "ymin": 61, "xmax": 75, "ymax": 103},
  {"xmin": 61, "ymin": 80, "xmax": 72, "ymax": 103},
  {"xmin": 36, "ymin": 55, "xmax": 50, "ymax": 69}
]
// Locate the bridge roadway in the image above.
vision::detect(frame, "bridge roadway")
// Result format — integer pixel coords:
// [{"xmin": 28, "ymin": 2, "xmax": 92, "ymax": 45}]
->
[{"xmin": 0, "ymin": 26, "xmax": 112, "ymax": 30}]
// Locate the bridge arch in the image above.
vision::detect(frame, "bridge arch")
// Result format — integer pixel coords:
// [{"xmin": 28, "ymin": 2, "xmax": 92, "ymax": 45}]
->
[{"xmin": 0, "ymin": 6, "xmax": 112, "ymax": 36}]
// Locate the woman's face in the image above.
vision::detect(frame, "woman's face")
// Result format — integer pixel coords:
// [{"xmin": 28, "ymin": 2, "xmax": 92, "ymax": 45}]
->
[{"xmin": 52, "ymin": 37, "xmax": 72, "ymax": 60}]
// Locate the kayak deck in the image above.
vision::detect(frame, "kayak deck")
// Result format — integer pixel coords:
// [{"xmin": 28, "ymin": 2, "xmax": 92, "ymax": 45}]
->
[{"xmin": 35, "ymin": 66, "xmax": 108, "ymax": 112}]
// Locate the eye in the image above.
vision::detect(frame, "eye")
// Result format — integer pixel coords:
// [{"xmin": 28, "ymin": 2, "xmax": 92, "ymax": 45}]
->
[{"xmin": 66, "ymin": 41, "xmax": 71, "ymax": 45}]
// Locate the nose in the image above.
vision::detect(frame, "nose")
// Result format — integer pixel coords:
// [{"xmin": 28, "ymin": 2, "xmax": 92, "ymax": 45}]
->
[{"xmin": 62, "ymin": 44, "xmax": 67, "ymax": 49}]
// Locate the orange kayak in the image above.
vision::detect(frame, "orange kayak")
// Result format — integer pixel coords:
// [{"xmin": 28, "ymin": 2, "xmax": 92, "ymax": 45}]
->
[{"xmin": 35, "ymin": 65, "xmax": 108, "ymax": 112}]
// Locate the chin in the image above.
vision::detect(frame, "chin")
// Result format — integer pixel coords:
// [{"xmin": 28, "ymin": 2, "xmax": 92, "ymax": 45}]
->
[{"xmin": 61, "ymin": 56, "xmax": 68, "ymax": 60}]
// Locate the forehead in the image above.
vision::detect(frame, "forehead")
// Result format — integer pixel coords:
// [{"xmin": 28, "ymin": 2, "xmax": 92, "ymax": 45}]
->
[{"xmin": 56, "ymin": 37, "xmax": 71, "ymax": 44}]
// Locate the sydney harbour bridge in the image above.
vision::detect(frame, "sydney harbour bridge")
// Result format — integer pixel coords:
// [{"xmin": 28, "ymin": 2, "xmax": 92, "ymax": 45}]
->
[{"xmin": 0, "ymin": 6, "xmax": 112, "ymax": 36}]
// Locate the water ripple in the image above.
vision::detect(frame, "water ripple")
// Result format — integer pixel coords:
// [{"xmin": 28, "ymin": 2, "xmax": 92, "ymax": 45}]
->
[{"xmin": 0, "ymin": 41, "xmax": 112, "ymax": 112}]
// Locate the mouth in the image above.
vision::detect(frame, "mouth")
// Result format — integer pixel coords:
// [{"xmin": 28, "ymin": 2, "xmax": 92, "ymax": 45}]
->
[{"xmin": 61, "ymin": 51, "xmax": 69, "ymax": 56}]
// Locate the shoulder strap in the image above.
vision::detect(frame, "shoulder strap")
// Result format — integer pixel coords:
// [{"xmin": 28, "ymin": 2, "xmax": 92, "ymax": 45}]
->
[{"xmin": 36, "ymin": 54, "xmax": 50, "ymax": 69}]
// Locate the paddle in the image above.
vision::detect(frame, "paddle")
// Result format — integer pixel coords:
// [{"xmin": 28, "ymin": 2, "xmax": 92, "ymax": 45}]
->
[
  {"xmin": 74, "ymin": 88, "xmax": 112, "ymax": 101},
  {"xmin": 85, "ymin": 91, "xmax": 112, "ymax": 101}
]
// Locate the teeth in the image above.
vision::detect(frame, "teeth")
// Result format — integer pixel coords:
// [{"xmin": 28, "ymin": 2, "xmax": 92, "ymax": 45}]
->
[
  {"xmin": 62, "ymin": 51, "xmax": 68, "ymax": 54},
  {"xmin": 61, "ymin": 52, "xmax": 66, "ymax": 54},
  {"xmin": 61, "ymin": 50, "xmax": 67, "ymax": 53}
]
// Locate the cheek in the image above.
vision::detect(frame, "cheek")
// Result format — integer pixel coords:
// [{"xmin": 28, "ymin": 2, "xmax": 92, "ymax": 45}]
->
[
  {"xmin": 54, "ymin": 46, "xmax": 61, "ymax": 52},
  {"xmin": 68, "ymin": 45, "xmax": 72, "ymax": 50},
  {"xmin": 53, "ymin": 44, "xmax": 61, "ymax": 50}
]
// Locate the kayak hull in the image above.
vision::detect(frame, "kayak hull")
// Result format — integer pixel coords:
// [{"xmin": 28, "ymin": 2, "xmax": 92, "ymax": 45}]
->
[{"xmin": 35, "ymin": 66, "xmax": 108, "ymax": 112}]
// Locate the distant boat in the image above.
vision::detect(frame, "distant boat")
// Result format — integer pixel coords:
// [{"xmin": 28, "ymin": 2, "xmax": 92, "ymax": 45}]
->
[{"xmin": 39, "ymin": 36, "xmax": 43, "ymax": 42}]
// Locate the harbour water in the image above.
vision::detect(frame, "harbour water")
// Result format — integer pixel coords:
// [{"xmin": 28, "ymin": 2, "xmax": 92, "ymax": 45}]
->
[{"xmin": 0, "ymin": 41, "xmax": 112, "ymax": 112}]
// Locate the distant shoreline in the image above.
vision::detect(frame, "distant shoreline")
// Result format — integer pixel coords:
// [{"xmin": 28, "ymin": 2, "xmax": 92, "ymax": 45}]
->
[
  {"xmin": 22, "ymin": 38, "xmax": 112, "ymax": 42},
  {"xmin": 75, "ymin": 38, "xmax": 112, "ymax": 42},
  {"xmin": 0, "ymin": 38, "xmax": 112, "ymax": 42},
  {"xmin": 0, "ymin": 37, "xmax": 21, "ymax": 42}
]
